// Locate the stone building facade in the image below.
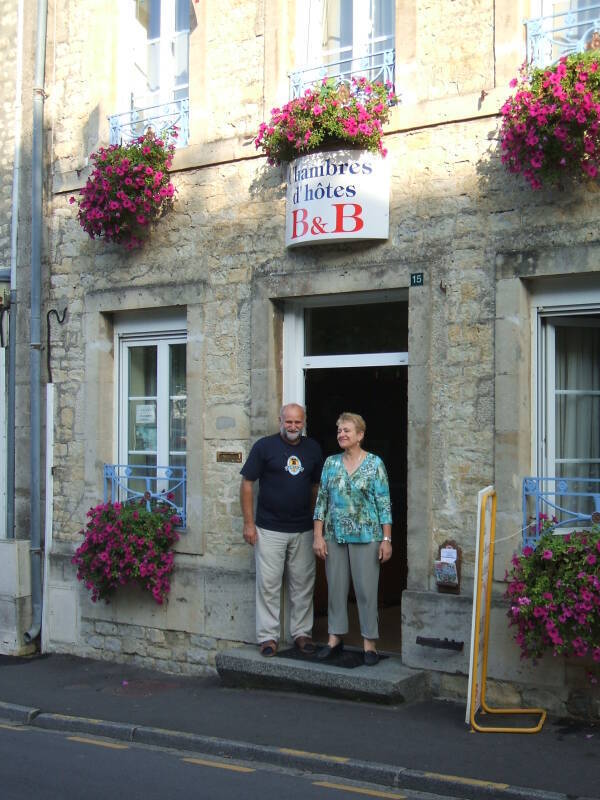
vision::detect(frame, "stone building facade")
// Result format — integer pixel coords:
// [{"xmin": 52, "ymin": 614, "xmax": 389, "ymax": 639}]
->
[{"xmin": 2, "ymin": 0, "xmax": 600, "ymax": 718}]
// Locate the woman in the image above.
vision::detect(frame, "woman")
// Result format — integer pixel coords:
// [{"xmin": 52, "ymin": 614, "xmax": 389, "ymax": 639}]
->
[{"xmin": 313, "ymin": 412, "xmax": 392, "ymax": 666}]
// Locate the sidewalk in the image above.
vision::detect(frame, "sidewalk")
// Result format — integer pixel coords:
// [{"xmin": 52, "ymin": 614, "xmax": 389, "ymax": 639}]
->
[{"xmin": 0, "ymin": 652, "xmax": 598, "ymax": 800}]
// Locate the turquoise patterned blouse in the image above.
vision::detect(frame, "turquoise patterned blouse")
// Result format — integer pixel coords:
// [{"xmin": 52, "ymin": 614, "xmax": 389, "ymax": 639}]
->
[{"xmin": 313, "ymin": 452, "xmax": 393, "ymax": 543}]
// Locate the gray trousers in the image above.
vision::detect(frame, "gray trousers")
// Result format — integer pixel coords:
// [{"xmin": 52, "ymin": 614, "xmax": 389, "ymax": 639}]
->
[{"xmin": 325, "ymin": 539, "xmax": 380, "ymax": 640}]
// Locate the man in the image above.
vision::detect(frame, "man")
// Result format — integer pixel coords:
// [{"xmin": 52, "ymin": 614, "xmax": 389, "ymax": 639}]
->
[{"xmin": 240, "ymin": 403, "xmax": 323, "ymax": 657}]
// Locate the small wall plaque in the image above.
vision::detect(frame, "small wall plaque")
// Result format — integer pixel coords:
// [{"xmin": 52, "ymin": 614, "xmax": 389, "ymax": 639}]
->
[
  {"xmin": 410, "ymin": 272, "xmax": 424, "ymax": 287},
  {"xmin": 216, "ymin": 451, "xmax": 243, "ymax": 463}
]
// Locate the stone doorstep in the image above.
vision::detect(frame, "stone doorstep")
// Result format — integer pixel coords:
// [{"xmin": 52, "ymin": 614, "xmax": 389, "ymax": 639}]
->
[{"xmin": 216, "ymin": 645, "xmax": 430, "ymax": 704}]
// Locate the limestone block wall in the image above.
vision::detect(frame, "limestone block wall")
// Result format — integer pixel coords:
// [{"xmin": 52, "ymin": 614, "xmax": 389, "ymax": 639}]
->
[{"xmin": 9, "ymin": 0, "xmax": 598, "ymax": 709}]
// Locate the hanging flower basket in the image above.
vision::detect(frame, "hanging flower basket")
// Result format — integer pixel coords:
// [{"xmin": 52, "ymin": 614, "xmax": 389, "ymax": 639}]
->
[
  {"xmin": 70, "ymin": 128, "xmax": 177, "ymax": 250},
  {"xmin": 72, "ymin": 500, "xmax": 180, "ymax": 604},
  {"xmin": 506, "ymin": 524, "xmax": 600, "ymax": 681},
  {"xmin": 500, "ymin": 51, "xmax": 600, "ymax": 190},
  {"xmin": 255, "ymin": 77, "xmax": 397, "ymax": 166}
]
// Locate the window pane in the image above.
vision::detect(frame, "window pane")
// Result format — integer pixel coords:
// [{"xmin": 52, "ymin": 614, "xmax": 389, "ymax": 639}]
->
[
  {"xmin": 136, "ymin": 0, "xmax": 161, "ymax": 38},
  {"xmin": 173, "ymin": 31, "xmax": 189, "ymax": 89},
  {"xmin": 553, "ymin": 319, "xmax": 600, "ymax": 518},
  {"xmin": 170, "ymin": 343, "xmax": 186, "ymax": 395},
  {"xmin": 126, "ymin": 452, "xmax": 158, "ymax": 498},
  {"xmin": 175, "ymin": 0, "xmax": 189, "ymax": 32},
  {"xmin": 129, "ymin": 345, "xmax": 157, "ymax": 396},
  {"xmin": 555, "ymin": 324, "xmax": 600, "ymax": 466},
  {"xmin": 322, "ymin": 0, "xmax": 352, "ymax": 52},
  {"xmin": 170, "ymin": 343, "xmax": 187, "ymax": 455},
  {"xmin": 556, "ymin": 394, "xmax": 600, "ymax": 466},
  {"xmin": 168, "ymin": 452, "xmax": 186, "ymax": 511},
  {"xmin": 305, "ymin": 302, "xmax": 408, "ymax": 356},
  {"xmin": 129, "ymin": 399, "xmax": 158, "ymax": 453},
  {"xmin": 146, "ymin": 40, "xmax": 161, "ymax": 92},
  {"xmin": 170, "ymin": 398, "xmax": 186, "ymax": 452},
  {"xmin": 372, "ymin": 0, "xmax": 395, "ymax": 51}
]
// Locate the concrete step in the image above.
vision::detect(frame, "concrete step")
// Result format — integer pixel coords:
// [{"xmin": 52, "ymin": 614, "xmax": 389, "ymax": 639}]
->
[{"xmin": 216, "ymin": 644, "xmax": 430, "ymax": 704}]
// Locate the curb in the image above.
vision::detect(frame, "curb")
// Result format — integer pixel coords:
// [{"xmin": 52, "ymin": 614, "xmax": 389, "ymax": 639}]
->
[
  {"xmin": 0, "ymin": 707, "xmax": 593, "ymax": 800},
  {"xmin": 0, "ymin": 701, "xmax": 40, "ymax": 724}
]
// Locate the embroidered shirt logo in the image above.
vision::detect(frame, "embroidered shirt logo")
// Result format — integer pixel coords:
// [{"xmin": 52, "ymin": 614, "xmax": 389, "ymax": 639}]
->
[{"xmin": 285, "ymin": 455, "xmax": 304, "ymax": 476}]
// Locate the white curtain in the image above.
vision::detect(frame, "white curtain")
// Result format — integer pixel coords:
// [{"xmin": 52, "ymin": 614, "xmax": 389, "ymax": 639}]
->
[{"xmin": 555, "ymin": 322, "xmax": 600, "ymax": 484}]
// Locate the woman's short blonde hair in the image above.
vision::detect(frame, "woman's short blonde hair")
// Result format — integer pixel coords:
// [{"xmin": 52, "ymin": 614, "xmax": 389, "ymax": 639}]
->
[{"xmin": 336, "ymin": 412, "xmax": 366, "ymax": 435}]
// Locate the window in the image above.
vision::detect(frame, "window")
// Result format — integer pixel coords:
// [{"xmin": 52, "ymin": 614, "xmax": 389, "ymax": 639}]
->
[
  {"xmin": 132, "ymin": 0, "xmax": 190, "ymax": 109},
  {"xmin": 111, "ymin": 313, "xmax": 187, "ymax": 520},
  {"xmin": 539, "ymin": 314, "xmax": 600, "ymax": 483},
  {"xmin": 526, "ymin": 1, "xmax": 600, "ymax": 67},
  {"xmin": 292, "ymin": 0, "xmax": 395, "ymax": 96},
  {"xmin": 531, "ymin": 310, "xmax": 600, "ymax": 531},
  {"xmin": 111, "ymin": 0, "xmax": 190, "ymax": 145}
]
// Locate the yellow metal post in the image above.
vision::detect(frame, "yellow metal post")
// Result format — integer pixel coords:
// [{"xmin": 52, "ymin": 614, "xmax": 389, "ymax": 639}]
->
[{"xmin": 469, "ymin": 488, "xmax": 546, "ymax": 733}]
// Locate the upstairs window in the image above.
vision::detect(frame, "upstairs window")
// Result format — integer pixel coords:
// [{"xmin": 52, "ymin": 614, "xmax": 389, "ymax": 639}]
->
[
  {"xmin": 111, "ymin": 0, "xmax": 190, "ymax": 146},
  {"xmin": 132, "ymin": 0, "xmax": 190, "ymax": 109},
  {"xmin": 291, "ymin": 0, "xmax": 395, "ymax": 97},
  {"xmin": 526, "ymin": 1, "xmax": 600, "ymax": 67}
]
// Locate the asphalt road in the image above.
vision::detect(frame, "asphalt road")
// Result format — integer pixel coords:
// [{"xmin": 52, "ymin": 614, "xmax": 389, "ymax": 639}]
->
[{"xmin": 0, "ymin": 721, "xmax": 482, "ymax": 800}]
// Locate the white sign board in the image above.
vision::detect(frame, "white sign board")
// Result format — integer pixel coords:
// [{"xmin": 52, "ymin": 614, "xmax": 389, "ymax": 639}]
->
[
  {"xmin": 466, "ymin": 485, "xmax": 495, "ymax": 724},
  {"xmin": 285, "ymin": 149, "xmax": 390, "ymax": 247},
  {"xmin": 136, "ymin": 404, "xmax": 156, "ymax": 424}
]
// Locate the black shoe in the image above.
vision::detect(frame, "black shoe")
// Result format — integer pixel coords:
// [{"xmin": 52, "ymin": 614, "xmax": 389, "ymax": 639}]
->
[
  {"xmin": 317, "ymin": 640, "xmax": 343, "ymax": 660},
  {"xmin": 364, "ymin": 650, "xmax": 379, "ymax": 666}
]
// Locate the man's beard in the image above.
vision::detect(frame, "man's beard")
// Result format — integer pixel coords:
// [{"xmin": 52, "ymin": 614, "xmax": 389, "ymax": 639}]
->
[{"xmin": 281, "ymin": 427, "xmax": 301, "ymax": 443}]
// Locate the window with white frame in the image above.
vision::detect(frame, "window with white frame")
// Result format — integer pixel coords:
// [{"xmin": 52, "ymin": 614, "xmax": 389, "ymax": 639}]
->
[
  {"xmin": 539, "ymin": 313, "xmax": 600, "ymax": 482},
  {"xmin": 114, "ymin": 313, "xmax": 187, "ymax": 514},
  {"xmin": 292, "ymin": 0, "xmax": 395, "ymax": 95},
  {"xmin": 130, "ymin": 0, "xmax": 190, "ymax": 110},
  {"xmin": 111, "ymin": 1, "xmax": 191, "ymax": 146}
]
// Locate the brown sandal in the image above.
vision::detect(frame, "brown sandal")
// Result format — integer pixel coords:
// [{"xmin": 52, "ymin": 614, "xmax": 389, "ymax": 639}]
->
[
  {"xmin": 260, "ymin": 640, "xmax": 277, "ymax": 657},
  {"xmin": 294, "ymin": 636, "xmax": 316, "ymax": 654}
]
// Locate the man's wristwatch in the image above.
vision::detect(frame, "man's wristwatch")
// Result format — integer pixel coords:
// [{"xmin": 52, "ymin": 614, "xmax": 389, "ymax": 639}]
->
[{"xmin": 382, "ymin": 536, "xmax": 392, "ymax": 543}]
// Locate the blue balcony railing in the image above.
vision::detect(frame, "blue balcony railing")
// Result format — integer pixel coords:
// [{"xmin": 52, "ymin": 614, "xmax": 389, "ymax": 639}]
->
[
  {"xmin": 104, "ymin": 463, "xmax": 187, "ymax": 527},
  {"xmin": 289, "ymin": 46, "xmax": 395, "ymax": 98},
  {"xmin": 108, "ymin": 98, "xmax": 189, "ymax": 147},
  {"xmin": 522, "ymin": 476, "xmax": 600, "ymax": 548},
  {"xmin": 526, "ymin": 4, "xmax": 600, "ymax": 68}
]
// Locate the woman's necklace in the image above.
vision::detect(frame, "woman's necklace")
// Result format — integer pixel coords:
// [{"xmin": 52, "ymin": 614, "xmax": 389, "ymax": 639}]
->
[{"xmin": 343, "ymin": 449, "xmax": 365, "ymax": 474}]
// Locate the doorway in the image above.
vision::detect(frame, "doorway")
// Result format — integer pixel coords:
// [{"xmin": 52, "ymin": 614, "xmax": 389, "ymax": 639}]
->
[{"xmin": 284, "ymin": 296, "xmax": 408, "ymax": 653}]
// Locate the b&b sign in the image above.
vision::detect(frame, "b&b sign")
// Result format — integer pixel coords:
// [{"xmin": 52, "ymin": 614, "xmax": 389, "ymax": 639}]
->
[{"xmin": 285, "ymin": 149, "xmax": 390, "ymax": 248}]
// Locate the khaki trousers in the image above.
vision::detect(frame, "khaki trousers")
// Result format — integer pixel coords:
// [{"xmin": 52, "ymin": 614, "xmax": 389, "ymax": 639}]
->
[{"xmin": 254, "ymin": 527, "xmax": 315, "ymax": 644}]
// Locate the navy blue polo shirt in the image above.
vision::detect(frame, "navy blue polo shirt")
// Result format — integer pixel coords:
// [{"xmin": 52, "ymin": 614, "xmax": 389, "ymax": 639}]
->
[{"xmin": 240, "ymin": 433, "xmax": 323, "ymax": 533}]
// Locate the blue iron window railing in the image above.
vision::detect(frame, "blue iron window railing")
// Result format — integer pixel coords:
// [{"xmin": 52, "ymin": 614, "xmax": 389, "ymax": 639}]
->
[
  {"xmin": 108, "ymin": 98, "xmax": 189, "ymax": 147},
  {"xmin": 104, "ymin": 463, "xmax": 187, "ymax": 527},
  {"xmin": 526, "ymin": 4, "xmax": 600, "ymax": 68},
  {"xmin": 522, "ymin": 476, "xmax": 600, "ymax": 548},
  {"xmin": 289, "ymin": 44, "xmax": 395, "ymax": 98}
]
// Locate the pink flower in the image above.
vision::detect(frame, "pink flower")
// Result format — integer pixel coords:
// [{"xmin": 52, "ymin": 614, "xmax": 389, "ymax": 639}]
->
[{"xmin": 542, "ymin": 549, "xmax": 553, "ymax": 560}]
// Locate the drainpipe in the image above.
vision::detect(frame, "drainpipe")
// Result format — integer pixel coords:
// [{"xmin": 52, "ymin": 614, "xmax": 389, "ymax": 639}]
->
[
  {"xmin": 7, "ymin": 0, "xmax": 25, "ymax": 540},
  {"xmin": 25, "ymin": 0, "xmax": 48, "ymax": 645}
]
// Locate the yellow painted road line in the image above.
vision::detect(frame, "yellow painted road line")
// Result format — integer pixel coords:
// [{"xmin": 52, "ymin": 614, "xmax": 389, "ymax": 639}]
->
[
  {"xmin": 279, "ymin": 747, "xmax": 349, "ymax": 763},
  {"xmin": 182, "ymin": 757, "xmax": 255, "ymax": 773},
  {"xmin": 422, "ymin": 771, "xmax": 509, "ymax": 789},
  {"xmin": 67, "ymin": 736, "xmax": 129, "ymax": 750},
  {"xmin": 0, "ymin": 723, "xmax": 28, "ymax": 731},
  {"xmin": 314, "ymin": 781, "xmax": 406, "ymax": 799}
]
